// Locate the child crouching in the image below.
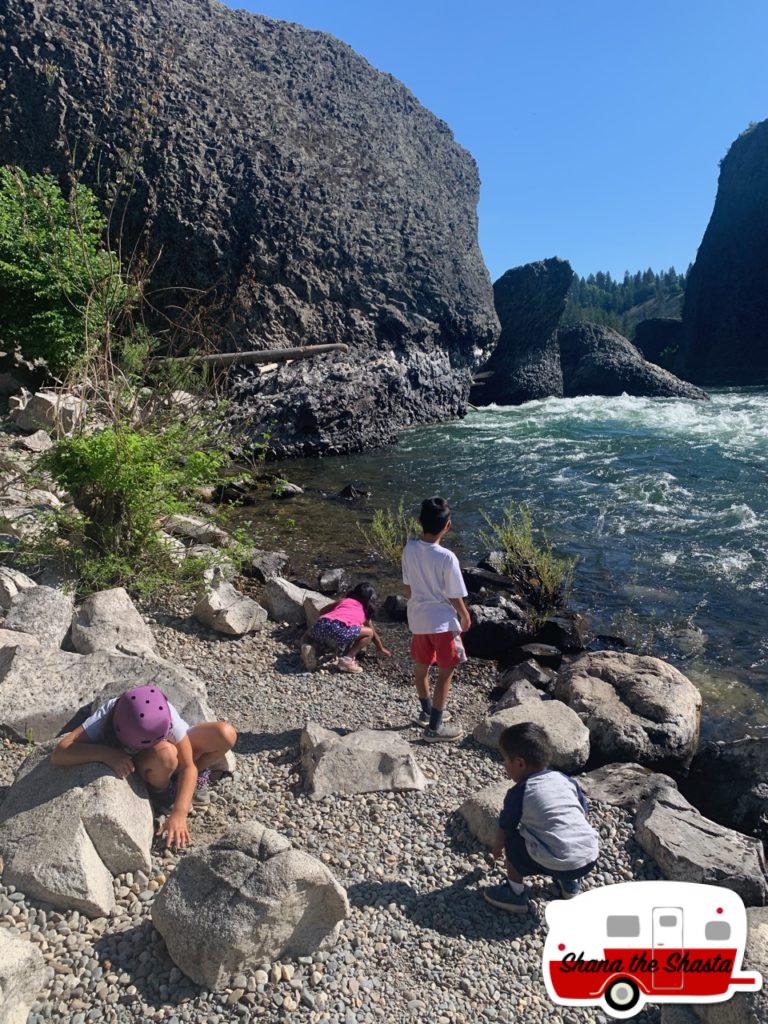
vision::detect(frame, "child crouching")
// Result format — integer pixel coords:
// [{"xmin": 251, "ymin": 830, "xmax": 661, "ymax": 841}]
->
[
  {"xmin": 301, "ymin": 581, "xmax": 391, "ymax": 674},
  {"xmin": 485, "ymin": 722, "xmax": 599, "ymax": 913}
]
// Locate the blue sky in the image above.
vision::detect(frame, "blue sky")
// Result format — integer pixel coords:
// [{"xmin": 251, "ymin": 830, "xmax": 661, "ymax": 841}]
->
[{"xmin": 235, "ymin": 1, "xmax": 768, "ymax": 281}]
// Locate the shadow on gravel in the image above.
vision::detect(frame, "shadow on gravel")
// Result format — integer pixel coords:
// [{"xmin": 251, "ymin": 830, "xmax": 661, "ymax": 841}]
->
[
  {"xmin": 94, "ymin": 920, "xmax": 202, "ymax": 1009},
  {"xmin": 235, "ymin": 727, "xmax": 302, "ymax": 756},
  {"xmin": 347, "ymin": 871, "xmax": 542, "ymax": 942}
]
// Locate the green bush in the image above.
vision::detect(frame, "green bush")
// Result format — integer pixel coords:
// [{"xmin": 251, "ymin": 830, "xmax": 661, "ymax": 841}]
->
[
  {"xmin": 0, "ymin": 166, "xmax": 124, "ymax": 374},
  {"xmin": 359, "ymin": 498, "xmax": 421, "ymax": 567},
  {"xmin": 40, "ymin": 424, "xmax": 226, "ymax": 594},
  {"xmin": 481, "ymin": 503, "xmax": 574, "ymax": 613}
]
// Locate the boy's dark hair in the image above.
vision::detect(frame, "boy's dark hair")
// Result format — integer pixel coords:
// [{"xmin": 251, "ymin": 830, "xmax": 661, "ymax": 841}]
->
[
  {"xmin": 346, "ymin": 581, "xmax": 377, "ymax": 619},
  {"xmin": 419, "ymin": 496, "xmax": 451, "ymax": 534},
  {"xmin": 498, "ymin": 722, "xmax": 553, "ymax": 770}
]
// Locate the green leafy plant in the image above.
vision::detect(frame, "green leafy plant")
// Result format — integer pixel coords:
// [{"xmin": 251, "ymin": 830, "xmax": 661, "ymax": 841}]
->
[
  {"xmin": 359, "ymin": 498, "xmax": 421, "ymax": 567},
  {"xmin": 480, "ymin": 503, "xmax": 575, "ymax": 613},
  {"xmin": 0, "ymin": 167, "xmax": 125, "ymax": 374}
]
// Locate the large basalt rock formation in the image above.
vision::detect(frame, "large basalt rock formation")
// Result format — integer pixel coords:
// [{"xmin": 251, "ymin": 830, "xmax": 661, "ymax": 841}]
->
[
  {"xmin": 0, "ymin": 0, "xmax": 498, "ymax": 456},
  {"xmin": 556, "ymin": 323, "xmax": 708, "ymax": 400},
  {"xmin": 473, "ymin": 258, "xmax": 573, "ymax": 405},
  {"xmin": 682, "ymin": 120, "xmax": 768, "ymax": 385}
]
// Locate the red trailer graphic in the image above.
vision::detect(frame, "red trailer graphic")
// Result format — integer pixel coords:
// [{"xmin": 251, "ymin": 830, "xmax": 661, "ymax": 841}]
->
[{"xmin": 543, "ymin": 881, "xmax": 762, "ymax": 1018}]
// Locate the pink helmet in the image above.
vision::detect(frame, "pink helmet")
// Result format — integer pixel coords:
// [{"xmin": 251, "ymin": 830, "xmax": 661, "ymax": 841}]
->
[{"xmin": 113, "ymin": 686, "xmax": 171, "ymax": 748}]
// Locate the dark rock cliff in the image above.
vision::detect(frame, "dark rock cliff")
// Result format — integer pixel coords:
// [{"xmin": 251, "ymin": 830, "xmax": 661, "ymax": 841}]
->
[
  {"xmin": 556, "ymin": 323, "xmax": 708, "ymax": 401},
  {"xmin": 682, "ymin": 120, "xmax": 768, "ymax": 385},
  {"xmin": 472, "ymin": 258, "xmax": 573, "ymax": 405},
  {"xmin": 633, "ymin": 317, "xmax": 686, "ymax": 372},
  {"xmin": 0, "ymin": 0, "xmax": 498, "ymax": 455}
]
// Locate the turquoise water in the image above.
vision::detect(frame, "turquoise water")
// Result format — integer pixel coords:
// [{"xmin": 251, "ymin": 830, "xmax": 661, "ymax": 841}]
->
[{"xmin": 285, "ymin": 387, "xmax": 768, "ymax": 739}]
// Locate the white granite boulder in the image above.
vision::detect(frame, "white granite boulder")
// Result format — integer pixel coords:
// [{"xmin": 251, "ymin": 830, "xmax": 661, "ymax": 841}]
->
[
  {"xmin": 0, "ymin": 746, "xmax": 153, "ymax": 916},
  {"xmin": 0, "ymin": 567, "xmax": 35, "ymax": 611},
  {"xmin": 152, "ymin": 822, "xmax": 349, "ymax": 989},
  {"xmin": 0, "ymin": 629, "xmax": 39, "ymax": 651},
  {"xmin": 300, "ymin": 723, "xmax": 427, "ymax": 800},
  {"xmin": 473, "ymin": 699, "xmax": 590, "ymax": 772},
  {"xmin": 264, "ymin": 577, "xmax": 326, "ymax": 626},
  {"xmin": 579, "ymin": 761, "xmax": 677, "ymax": 812},
  {"xmin": 3, "ymin": 585, "xmax": 74, "ymax": 648},
  {"xmin": 194, "ymin": 577, "xmax": 267, "ymax": 636},
  {"xmin": 70, "ymin": 587, "xmax": 157, "ymax": 656},
  {"xmin": 162, "ymin": 513, "xmax": 229, "ymax": 547},
  {"xmin": 555, "ymin": 651, "xmax": 701, "ymax": 768},
  {"xmin": 303, "ymin": 592, "xmax": 330, "ymax": 629},
  {"xmin": 635, "ymin": 786, "xmax": 768, "ymax": 907},
  {"xmin": 492, "ymin": 678, "xmax": 543, "ymax": 713},
  {"xmin": 9, "ymin": 389, "xmax": 86, "ymax": 434},
  {"xmin": 458, "ymin": 780, "xmax": 512, "ymax": 849},
  {"xmin": 0, "ymin": 929, "xmax": 47, "ymax": 1024}
]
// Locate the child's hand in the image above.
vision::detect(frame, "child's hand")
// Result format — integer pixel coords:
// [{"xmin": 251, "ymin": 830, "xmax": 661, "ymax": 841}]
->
[
  {"xmin": 158, "ymin": 811, "xmax": 190, "ymax": 850},
  {"xmin": 460, "ymin": 611, "xmax": 472, "ymax": 633},
  {"xmin": 378, "ymin": 645, "xmax": 393, "ymax": 657},
  {"xmin": 106, "ymin": 749, "xmax": 135, "ymax": 780}
]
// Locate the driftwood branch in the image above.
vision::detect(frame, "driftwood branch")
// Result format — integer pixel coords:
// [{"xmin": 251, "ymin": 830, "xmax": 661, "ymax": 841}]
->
[{"xmin": 161, "ymin": 343, "xmax": 349, "ymax": 367}]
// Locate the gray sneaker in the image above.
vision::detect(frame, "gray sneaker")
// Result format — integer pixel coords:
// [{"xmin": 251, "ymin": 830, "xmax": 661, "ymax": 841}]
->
[
  {"xmin": 424, "ymin": 722, "xmax": 463, "ymax": 743},
  {"xmin": 412, "ymin": 709, "xmax": 453, "ymax": 727}
]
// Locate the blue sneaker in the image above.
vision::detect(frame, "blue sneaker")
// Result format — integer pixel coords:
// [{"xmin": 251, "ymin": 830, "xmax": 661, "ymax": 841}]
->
[
  {"xmin": 483, "ymin": 881, "xmax": 529, "ymax": 913},
  {"xmin": 557, "ymin": 878, "xmax": 582, "ymax": 899}
]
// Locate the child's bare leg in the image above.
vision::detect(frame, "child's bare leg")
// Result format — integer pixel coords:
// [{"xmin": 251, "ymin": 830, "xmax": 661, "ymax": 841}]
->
[
  {"xmin": 346, "ymin": 626, "xmax": 374, "ymax": 660},
  {"xmin": 413, "ymin": 661, "xmax": 431, "ymax": 701},
  {"xmin": 134, "ymin": 741, "xmax": 178, "ymax": 791},
  {"xmin": 432, "ymin": 665, "xmax": 456, "ymax": 711},
  {"xmin": 187, "ymin": 721, "xmax": 237, "ymax": 772}
]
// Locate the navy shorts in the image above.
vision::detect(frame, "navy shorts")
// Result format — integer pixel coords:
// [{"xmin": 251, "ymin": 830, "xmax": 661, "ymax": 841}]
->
[
  {"xmin": 504, "ymin": 830, "xmax": 597, "ymax": 883},
  {"xmin": 311, "ymin": 617, "xmax": 361, "ymax": 653}
]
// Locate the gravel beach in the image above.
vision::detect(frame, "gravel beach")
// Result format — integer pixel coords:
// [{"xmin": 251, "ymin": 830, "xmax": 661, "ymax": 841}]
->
[{"xmin": 0, "ymin": 609, "xmax": 664, "ymax": 1024}]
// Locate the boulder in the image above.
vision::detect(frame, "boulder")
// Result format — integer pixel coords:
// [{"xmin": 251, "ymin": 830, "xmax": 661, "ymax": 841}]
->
[
  {"xmin": 635, "ymin": 787, "xmax": 768, "ymax": 907},
  {"xmin": 458, "ymin": 780, "xmax": 512, "ymax": 849},
  {"xmin": 303, "ymin": 593, "xmax": 330, "ymax": 630},
  {"xmin": 556, "ymin": 322, "xmax": 708, "ymax": 400},
  {"xmin": 264, "ymin": 577, "xmax": 326, "ymax": 626},
  {"xmin": 579, "ymin": 762, "xmax": 677, "ymax": 812},
  {"xmin": 472, "ymin": 257, "xmax": 574, "ymax": 405},
  {"xmin": 194, "ymin": 578, "xmax": 267, "ymax": 637},
  {"xmin": 272, "ymin": 481, "xmax": 303, "ymax": 498},
  {"xmin": 0, "ymin": 930, "xmax": 47, "ymax": 1024},
  {"xmin": 555, "ymin": 651, "xmax": 701, "ymax": 768},
  {"xmin": 337, "ymin": 484, "xmax": 369, "ymax": 502},
  {"xmin": 246, "ymin": 549, "xmax": 289, "ymax": 583},
  {"xmin": 0, "ymin": 628, "xmax": 39, "ymax": 651},
  {"xmin": 16, "ymin": 428, "xmax": 53, "ymax": 453},
  {"xmin": 8, "ymin": 389, "xmax": 86, "ymax": 434},
  {"xmin": 0, "ymin": 567, "xmax": 35, "ymax": 611},
  {"xmin": 504, "ymin": 642, "xmax": 562, "ymax": 671},
  {"xmin": 689, "ymin": 736, "xmax": 768, "ymax": 847},
  {"xmin": 492, "ymin": 678, "xmax": 543, "ymax": 713},
  {"xmin": 318, "ymin": 568, "xmax": 345, "ymax": 595},
  {"xmin": 498, "ymin": 658, "xmax": 558, "ymax": 694},
  {"xmin": 463, "ymin": 603, "xmax": 532, "ymax": 660},
  {"xmin": 0, "ymin": 745, "xmax": 153, "ymax": 916},
  {"xmin": 300, "ymin": 723, "xmax": 427, "ymax": 800},
  {"xmin": 162, "ymin": 514, "xmax": 229, "ymax": 547},
  {"xmin": 152, "ymin": 822, "xmax": 348, "ymax": 988},
  {"xmin": 462, "ymin": 565, "xmax": 525, "ymax": 598},
  {"xmin": 3, "ymin": 585, "xmax": 74, "ymax": 648},
  {"xmin": 0, "ymin": 370, "xmax": 22, "ymax": 396},
  {"xmin": 156, "ymin": 530, "xmax": 186, "ymax": 564},
  {"xmin": 383, "ymin": 594, "xmax": 408, "ymax": 622},
  {"xmin": 534, "ymin": 613, "xmax": 589, "ymax": 653},
  {"xmin": 186, "ymin": 545, "xmax": 236, "ymax": 582},
  {"xmin": 70, "ymin": 587, "xmax": 157, "ymax": 656},
  {"xmin": 473, "ymin": 700, "xmax": 590, "ymax": 772}
]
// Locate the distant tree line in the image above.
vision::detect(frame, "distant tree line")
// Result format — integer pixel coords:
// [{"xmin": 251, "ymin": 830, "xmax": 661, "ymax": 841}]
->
[{"xmin": 562, "ymin": 266, "xmax": 690, "ymax": 337}]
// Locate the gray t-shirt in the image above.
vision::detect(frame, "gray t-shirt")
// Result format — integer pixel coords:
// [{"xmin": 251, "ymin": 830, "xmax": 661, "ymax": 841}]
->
[{"xmin": 81, "ymin": 698, "xmax": 190, "ymax": 755}]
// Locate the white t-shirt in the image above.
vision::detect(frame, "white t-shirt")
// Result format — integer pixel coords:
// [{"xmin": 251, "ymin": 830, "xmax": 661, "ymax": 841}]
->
[
  {"xmin": 81, "ymin": 698, "xmax": 190, "ymax": 755},
  {"xmin": 401, "ymin": 539, "xmax": 468, "ymax": 634}
]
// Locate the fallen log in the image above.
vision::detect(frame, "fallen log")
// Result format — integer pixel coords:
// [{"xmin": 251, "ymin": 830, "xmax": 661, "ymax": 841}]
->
[{"xmin": 162, "ymin": 343, "xmax": 349, "ymax": 367}]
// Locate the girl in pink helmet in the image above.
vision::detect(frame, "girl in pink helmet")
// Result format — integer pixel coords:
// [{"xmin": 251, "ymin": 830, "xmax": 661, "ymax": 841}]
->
[{"xmin": 52, "ymin": 685, "xmax": 236, "ymax": 849}]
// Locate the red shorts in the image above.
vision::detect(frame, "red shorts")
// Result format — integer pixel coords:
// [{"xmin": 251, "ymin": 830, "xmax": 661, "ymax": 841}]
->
[{"xmin": 410, "ymin": 632, "xmax": 462, "ymax": 670}]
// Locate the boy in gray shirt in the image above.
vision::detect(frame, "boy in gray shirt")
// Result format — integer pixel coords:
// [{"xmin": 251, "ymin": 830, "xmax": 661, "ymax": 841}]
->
[{"xmin": 485, "ymin": 722, "xmax": 599, "ymax": 913}]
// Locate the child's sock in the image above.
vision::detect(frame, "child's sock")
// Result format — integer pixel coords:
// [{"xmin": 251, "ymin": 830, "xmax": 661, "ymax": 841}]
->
[
  {"xmin": 419, "ymin": 697, "xmax": 432, "ymax": 716},
  {"xmin": 429, "ymin": 707, "xmax": 444, "ymax": 731},
  {"xmin": 508, "ymin": 880, "xmax": 526, "ymax": 895}
]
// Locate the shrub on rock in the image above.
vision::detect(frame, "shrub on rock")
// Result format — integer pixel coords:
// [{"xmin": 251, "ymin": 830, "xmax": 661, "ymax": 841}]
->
[
  {"xmin": 635, "ymin": 786, "xmax": 768, "ymax": 907},
  {"xmin": 555, "ymin": 651, "xmax": 701, "ymax": 768},
  {"xmin": 473, "ymin": 700, "xmax": 590, "ymax": 772},
  {"xmin": 70, "ymin": 587, "xmax": 157, "ymax": 655},
  {"xmin": 152, "ymin": 822, "xmax": 349, "ymax": 989},
  {"xmin": 0, "ymin": 929, "xmax": 47, "ymax": 1024},
  {"xmin": 0, "ymin": 745, "xmax": 152, "ymax": 916},
  {"xmin": 301, "ymin": 723, "xmax": 427, "ymax": 800}
]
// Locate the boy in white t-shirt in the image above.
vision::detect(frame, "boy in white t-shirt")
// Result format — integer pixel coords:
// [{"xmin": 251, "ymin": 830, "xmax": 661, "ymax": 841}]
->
[{"xmin": 401, "ymin": 496, "xmax": 471, "ymax": 742}]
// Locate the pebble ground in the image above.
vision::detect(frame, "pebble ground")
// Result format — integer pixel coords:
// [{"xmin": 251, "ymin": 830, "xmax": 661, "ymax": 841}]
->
[{"xmin": 0, "ymin": 611, "xmax": 663, "ymax": 1024}]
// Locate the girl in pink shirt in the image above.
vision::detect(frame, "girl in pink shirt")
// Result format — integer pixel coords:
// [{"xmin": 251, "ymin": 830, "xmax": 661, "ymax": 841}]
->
[{"xmin": 302, "ymin": 582, "xmax": 391, "ymax": 673}]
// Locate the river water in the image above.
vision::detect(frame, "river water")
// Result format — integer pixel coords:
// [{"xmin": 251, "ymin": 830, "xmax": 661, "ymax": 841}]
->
[{"xmin": 268, "ymin": 387, "xmax": 768, "ymax": 741}]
